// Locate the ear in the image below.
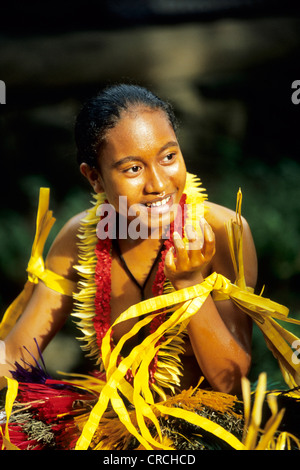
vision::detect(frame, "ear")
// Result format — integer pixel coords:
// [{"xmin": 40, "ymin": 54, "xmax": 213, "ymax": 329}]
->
[{"xmin": 80, "ymin": 163, "xmax": 105, "ymax": 193}]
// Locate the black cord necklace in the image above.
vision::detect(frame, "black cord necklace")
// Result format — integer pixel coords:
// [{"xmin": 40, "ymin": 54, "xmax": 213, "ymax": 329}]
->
[{"xmin": 112, "ymin": 237, "xmax": 164, "ymax": 301}]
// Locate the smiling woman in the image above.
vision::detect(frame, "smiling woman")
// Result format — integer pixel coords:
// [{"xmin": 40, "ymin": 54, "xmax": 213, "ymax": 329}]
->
[
  {"xmin": 85, "ymin": 110, "xmax": 186, "ymax": 237},
  {"xmin": 1, "ymin": 84, "xmax": 300, "ymax": 451},
  {"xmin": 78, "ymin": 87, "xmax": 186, "ymax": 238}
]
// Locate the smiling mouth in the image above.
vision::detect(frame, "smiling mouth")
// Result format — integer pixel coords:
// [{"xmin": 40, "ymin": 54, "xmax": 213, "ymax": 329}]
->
[{"xmin": 144, "ymin": 195, "xmax": 171, "ymax": 208}]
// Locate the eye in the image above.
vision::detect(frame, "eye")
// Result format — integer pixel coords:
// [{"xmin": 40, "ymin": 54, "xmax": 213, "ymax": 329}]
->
[
  {"xmin": 124, "ymin": 165, "xmax": 142, "ymax": 174},
  {"xmin": 162, "ymin": 153, "xmax": 176, "ymax": 163}
]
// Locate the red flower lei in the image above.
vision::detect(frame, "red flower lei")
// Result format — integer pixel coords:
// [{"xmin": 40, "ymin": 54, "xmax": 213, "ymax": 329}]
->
[{"xmin": 94, "ymin": 194, "xmax": 186, "ymax": 384}]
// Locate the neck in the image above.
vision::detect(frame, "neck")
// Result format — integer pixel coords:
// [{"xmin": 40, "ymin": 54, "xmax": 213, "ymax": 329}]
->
[{"xmin": 116, "ymin": 234, "xmax": 164, "ymax": 257}]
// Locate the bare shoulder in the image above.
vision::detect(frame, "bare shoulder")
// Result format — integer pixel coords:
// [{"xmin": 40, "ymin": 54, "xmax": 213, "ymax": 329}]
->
[
  {"xmin": 204, "ymin": 201, "xmax": 237, "ymax": 230},
  {"xmin": 205, "ymin": 200, "xmax": 253, "ymax": 238},
  {"xmin": 45, "ymin": 210, "xmax": 87, "ymax": 282},
  {"xmin": 205, "ymin": 201, "xmax": 257, "ymax": 287}
]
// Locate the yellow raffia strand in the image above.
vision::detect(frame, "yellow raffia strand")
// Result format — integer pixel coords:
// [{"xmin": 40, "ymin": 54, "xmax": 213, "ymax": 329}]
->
[
  {"xmin": 55, "ymin": 370, "xmax": 106, "ymax": 395},
  {"xmin": 26, "ymin": 187, "xmax": 76, "ymax": 296},
  {"xmin": 229, "ymin": 188, "xmax": 246, "ymax": 289},
  {"xmin": 241, "ymin": 375, "xmax": 251, "ymax": 443},
  {"xmin": 1, "ymin": 377, "xmax": 19, "ymax": 450},
  {"xmin": 0, "ymin": 282, "xmax": 35, "ymax": 340},
  {"xmin": 241, "ymin": 373, "xmax": 300, "ymax": 450},
  {"xmin": 0, "ymin": 188, "xmax": 76, "ymax": 339},
  {"xmin": 271, "ymin": 432, "xmax": 300, "ymax": 450},
  {"xmin": 242, "ymin": 373, "xmax": 268, "ymax": 449},
  {"xmin": 155, "ymin": 403, "xmax": 245, "ymax": 450}
]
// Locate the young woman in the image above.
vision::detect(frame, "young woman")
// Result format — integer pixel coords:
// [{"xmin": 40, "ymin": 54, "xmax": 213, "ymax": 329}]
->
[{"xmin": 0, "ymin": 84, "xmax": 297, "ymax": 450}]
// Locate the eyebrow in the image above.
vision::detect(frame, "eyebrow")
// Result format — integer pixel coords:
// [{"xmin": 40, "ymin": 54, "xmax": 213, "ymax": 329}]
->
[{"xmin": 111, "ymin": 141, "xmax": 179, "ymax": 169}]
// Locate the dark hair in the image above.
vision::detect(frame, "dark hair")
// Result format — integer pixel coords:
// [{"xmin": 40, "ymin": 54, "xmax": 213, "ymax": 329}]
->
[{"xmin": 74, "ymin": 83, "xmax": 178, "ymax": 167}]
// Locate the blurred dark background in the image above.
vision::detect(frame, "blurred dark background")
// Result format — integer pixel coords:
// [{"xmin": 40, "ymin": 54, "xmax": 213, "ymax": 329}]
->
[{"xmin": 1, "ymin": 0, "xmax": 300, "ymax": 385}]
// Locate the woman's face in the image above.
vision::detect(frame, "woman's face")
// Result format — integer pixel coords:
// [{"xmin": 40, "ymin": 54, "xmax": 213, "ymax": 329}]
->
[{"xmin": 93, "ymin": 107, "xmax": 187, "ymax": 234}]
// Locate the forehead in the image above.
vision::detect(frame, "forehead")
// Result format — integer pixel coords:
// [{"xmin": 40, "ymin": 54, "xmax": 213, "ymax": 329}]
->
[{"xmin": 102, "ymin": 108, "xmax": 176, "ymax": 156}]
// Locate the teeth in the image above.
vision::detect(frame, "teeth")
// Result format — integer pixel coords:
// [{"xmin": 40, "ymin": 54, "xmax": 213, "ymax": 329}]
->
[{"xmin": 146, "ymin": 196, "xmax": 170, "ymax": 207}]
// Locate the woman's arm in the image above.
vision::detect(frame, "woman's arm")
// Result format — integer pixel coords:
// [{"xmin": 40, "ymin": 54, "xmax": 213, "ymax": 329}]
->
[
  {"xmin": 0, "ymin": 212, "xmax": 84, "ymax": 381},
  {"xmin": 164, "ymin": 203, "xmax": 257, "ymax": 394}
]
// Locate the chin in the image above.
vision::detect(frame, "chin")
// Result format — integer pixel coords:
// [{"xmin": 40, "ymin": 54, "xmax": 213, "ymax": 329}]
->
[{"xmin": 136, "ymin": 209, "xmax": 179, "ymax": 240}]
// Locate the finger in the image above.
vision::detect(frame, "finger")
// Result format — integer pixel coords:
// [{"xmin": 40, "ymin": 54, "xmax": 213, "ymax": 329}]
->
[
  {"xmin": 164, "ymin": 246, "xmax": 176, "ymax": 275},
  {"xmin": 201, "ymin": 222, "xmax": 216, "ymax": 261},
  {"xmin": 185, "ymin": 224, "xmax": 204, "ymax": 266},
  {"xmin": 185, "ymin": 224, "xmax": 204, "ymax": 249},
  {"xmin": 173, "ymin": 231, "xmax": 189, "ymax": 269}
]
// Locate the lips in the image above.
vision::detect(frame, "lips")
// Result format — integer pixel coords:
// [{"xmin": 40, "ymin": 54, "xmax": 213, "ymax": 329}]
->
[
  {"xmin": 141, "ymin": 194, "xmax": 175, "ymax": 216},
  {"xmin": 144, "ymin": 195, "xmax": 171, "ymax": 208}
]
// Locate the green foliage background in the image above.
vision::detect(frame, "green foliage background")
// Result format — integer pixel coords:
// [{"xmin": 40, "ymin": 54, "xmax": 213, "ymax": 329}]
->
[{"xmin": 0, "ymin": 16, "xmax": 300, "ymax": 383}]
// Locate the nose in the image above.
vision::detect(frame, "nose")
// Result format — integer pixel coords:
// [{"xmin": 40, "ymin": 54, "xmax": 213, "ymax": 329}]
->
[{"xmin": 144, "ymin": 166, "xmax": 166, "ymax": 194}]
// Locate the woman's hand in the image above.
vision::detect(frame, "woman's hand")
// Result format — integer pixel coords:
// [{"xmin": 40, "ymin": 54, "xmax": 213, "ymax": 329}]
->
[{"xmin": 164, "ymin": 218, "xmax": 215, "ymax": 290}]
